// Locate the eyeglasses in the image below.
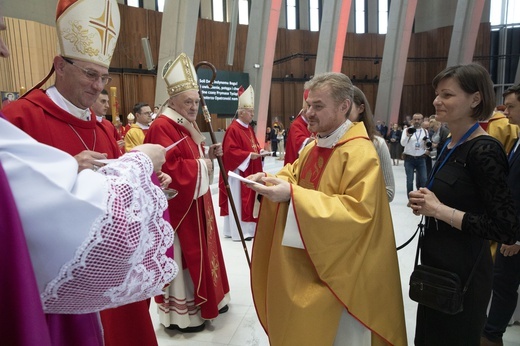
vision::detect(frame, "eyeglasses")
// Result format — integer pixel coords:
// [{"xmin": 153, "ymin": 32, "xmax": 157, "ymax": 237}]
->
[{"xmin": 62, "ymin": 57, "xmax": 112, "ymax": 85}]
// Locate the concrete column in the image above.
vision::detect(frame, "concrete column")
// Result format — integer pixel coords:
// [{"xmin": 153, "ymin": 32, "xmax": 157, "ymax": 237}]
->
[
  {"xmin": 446, "ymin": 0, "xmax": 486, "ymax": 67},
  {"xmin": 243, "ymin": 0, "xmax": 283, "ymax": 146},
  {"xmin": 154, "ymin": 0, "xmax": 200, "ymax": 106},
  {"xmin": 279, "ymin": 0, "xmax": 287, "ymax": 28},
  {"xmin": 142, "ymin": 0, "xmax": 156, "ymax": 11},
  {"xmin": 299, "ymin": 0, "xmax": 310, "ymax": 31},
  {"xmin": 315, "ymin": 0, "xmax": 352, "ymax": 74},
  {"xmin": 227, "ymin": 0, "xmax": 238, "ymax": 65},
  {"xmin": 374, "ymin": 0, "xmax": 417, "ymax": 126},
  {"xmin": 347, "ymin": 1, "xmax": 355, "ymax": 33},
  {"xmin": 200, "ymin": 0, "xmax": 213, "ymax": 20},
  {"xmin": 516, "ymin": 61, "xmax": 520, "ymax": 85},
  {"xmin": 367, "ymin": 0, "xmax": 378, "ymax": 33}
]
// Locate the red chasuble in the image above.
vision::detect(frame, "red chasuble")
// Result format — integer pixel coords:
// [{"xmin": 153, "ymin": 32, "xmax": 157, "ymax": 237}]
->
[
  {"xmin": 100, "ymin": 118, "xmax": 122, "ymax": 141},
  {"xmin": 218, "ymin": 119, "xmax": 263, "ymax": 220},
  {"xmin": 3, "ymin": 90, "xmax": 120, "ymax": 159},
  {"xmin": 3, "ymin": 89, "xmax": 159, "ymax": 346},
  {"xmin": 284, "ymin": 114, "xmax": 312, "ymax": 165},
  {"xmin": 145, "ymin": 114, "xmax": 230, "ymax": 319}
]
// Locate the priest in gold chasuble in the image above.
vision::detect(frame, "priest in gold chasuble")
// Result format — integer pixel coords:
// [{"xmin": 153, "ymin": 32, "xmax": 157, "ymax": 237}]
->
[{"xmin": 247, "ymin": 72, "xmax": 407, "ymax": 346}]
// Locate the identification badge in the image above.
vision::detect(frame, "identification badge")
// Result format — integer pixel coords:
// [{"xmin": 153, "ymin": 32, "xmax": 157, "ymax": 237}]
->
[{"xmin": 415, "ymin": 142, "xmax": 421, "ymax": 150}]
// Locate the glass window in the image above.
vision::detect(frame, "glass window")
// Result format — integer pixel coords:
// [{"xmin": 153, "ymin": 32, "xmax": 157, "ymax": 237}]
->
[
  {"xmin": 491, "ymin": 0, "xmax": 520, "ymax": 26},
  {"xmin": 213, "ymin": 0, "xmax": 225, "ymax": 22},
  {"xmin": 355, "ymin": 0, "xmax": 365, "ymax": 34},
  {"xmin": 489, "ymin": 0, "xmax": 520, "ymax": 103},
  {"xmin": 310, "ymin": 0, "xmax": 320, "ymax": 32},
  {"xmin": 490, "ymin": 0, "xmax": 503, "ymax": 26},
  {"xmin": 506, "ymin": 0, "xmax": 520, "ymax": 25},
  {"xmin": 378, "ymin": 0, "xmax": 388, "ymax": 34},
  {"xmin": 157, "ymin": 0, "xmax": 164, "ymax": 12},
  {"xmin": 238, "ymin": 0, "xmax": 249, "ymax": 25},
  {"xmin": 126, "ymin": 0, "xmax": 139, "ymax": 8},
  {"xmin": 287, "ymin": 0, "xmax": 297, "ymax": 30}
]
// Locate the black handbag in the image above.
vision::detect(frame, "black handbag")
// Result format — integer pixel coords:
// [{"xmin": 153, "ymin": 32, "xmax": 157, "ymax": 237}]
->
[{"xmin": 408, "ymin": 218, "xmax": 484, "ymax": 315}]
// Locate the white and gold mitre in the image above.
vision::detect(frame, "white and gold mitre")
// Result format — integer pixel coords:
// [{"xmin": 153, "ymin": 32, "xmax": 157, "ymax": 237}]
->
[
  {"xmin": 56, "ymin": 0, "xmax": 120, "ymax": 68},
  {"xmin": 162, "ymin": 53, "xmax": 199, "ymax": 97},
  {"xmin": 238, "ymin": 85, "xmax": 254, "ymax": 109}
]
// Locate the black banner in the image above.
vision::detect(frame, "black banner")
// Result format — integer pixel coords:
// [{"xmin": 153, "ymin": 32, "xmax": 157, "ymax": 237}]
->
[{"xmin": 197, "ymin": 68, "xmax": 250, "ymax": 116}]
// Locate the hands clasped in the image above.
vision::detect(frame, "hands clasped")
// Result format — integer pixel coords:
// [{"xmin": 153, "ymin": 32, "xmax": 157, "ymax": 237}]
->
[
  {"xmin": 500, "ymin": 244, "xmax": 520, "ymax": 257},
  {"xmin": 408, "ymin": 187, "xmax": 441, "ymax": 217}
]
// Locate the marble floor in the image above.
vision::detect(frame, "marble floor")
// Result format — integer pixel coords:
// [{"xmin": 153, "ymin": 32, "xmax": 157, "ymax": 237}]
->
[{"xmin": 151, "ymin": 155, "xmax": 520, "ymax": 345}]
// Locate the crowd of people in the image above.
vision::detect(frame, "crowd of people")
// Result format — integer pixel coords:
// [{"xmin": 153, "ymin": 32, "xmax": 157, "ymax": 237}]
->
[{"xmin": 2, "ymin": 1, "xmax": 520, "ymax": 345}]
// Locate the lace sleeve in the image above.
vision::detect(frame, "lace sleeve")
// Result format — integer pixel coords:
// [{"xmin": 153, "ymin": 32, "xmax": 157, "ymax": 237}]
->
[
  {"xmin": 41, "ymin": 152, "xmax": 178, "ymax": 314},
  {"xmin": 462, "ymin": 139, "xmax": 519, "ymax": 244}
]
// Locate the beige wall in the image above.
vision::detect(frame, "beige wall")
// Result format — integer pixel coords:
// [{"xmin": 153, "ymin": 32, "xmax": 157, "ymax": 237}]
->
[{"xmin": 0, "ymin": 17, "xmax": 56, "ymax": 94}]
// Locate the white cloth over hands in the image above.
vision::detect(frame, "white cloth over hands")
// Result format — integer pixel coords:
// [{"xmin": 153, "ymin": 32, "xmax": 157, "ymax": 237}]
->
[{"xmin": 0, "ymin": 118, "xmax": 178, "ymax": 314}]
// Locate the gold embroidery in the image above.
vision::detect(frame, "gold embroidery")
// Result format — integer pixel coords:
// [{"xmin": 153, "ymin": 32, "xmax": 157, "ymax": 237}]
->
[
  {"xmin": 211, "ymin": 254, "xmax": 220, "ymax": 286},
  {"xmin": 248, "ymin": 130, "xmax": 259, "ymax": 152},
  {"xmin": 89, "ymin": 1, "xmax": 118, "ymax": 58},
  {"xmin": 63, "ymin": 20, "xmax": 99, "ymax": 57},
  {"xmin": 206, "ymin": 211, "xmax": 215, "ymax": 235}
]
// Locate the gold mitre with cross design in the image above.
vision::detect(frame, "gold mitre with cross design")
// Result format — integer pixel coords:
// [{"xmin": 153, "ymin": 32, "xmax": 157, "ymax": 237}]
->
[
  {"xmin": 56, "ymin": 0, "xmax": 120, "ymax": 68},
  {"xmin": 238, "ymin": 85, "xmax": 254, "ymax": 109},
  {"xmin": 162, "ymin": 53, "xmax": 199, "ymax": 97}
]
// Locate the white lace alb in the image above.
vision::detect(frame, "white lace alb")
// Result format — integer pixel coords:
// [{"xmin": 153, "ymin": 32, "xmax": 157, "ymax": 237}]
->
[{"xmin": 41, "ymin": 152, "xmax": 178, "ymax": 313}]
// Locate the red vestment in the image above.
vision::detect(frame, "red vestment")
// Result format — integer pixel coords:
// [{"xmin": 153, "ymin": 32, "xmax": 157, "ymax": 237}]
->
[
  {"xmin": 145, "ymin": 112, "xmax": 230, "ymax": 321},
  {"xmin": 284, "ymin": 114, "xmax": 312, "ymax": 165},
  {"xmin": 4, "ymin": 90, "xmax": 120, "ymax": 158},
  {"xmin": 3, "ymin": 89, "xmax": 156, "ymax": 346},
  {"xmin": 100, "ymin": 118, "xmax": 122, "ymax": 141},
  {"xmin": 122, "ymin": 124, "xmax": 131, "ymax": 138},
  {"xmin": 218, "ymin": 119, "xmax": 263, "ymax": 220}
]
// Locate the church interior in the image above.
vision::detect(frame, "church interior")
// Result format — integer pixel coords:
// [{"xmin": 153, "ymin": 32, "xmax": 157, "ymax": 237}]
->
[{"xmin": 2, "ymin": 0, "xmax": 520, "ymax": 345}]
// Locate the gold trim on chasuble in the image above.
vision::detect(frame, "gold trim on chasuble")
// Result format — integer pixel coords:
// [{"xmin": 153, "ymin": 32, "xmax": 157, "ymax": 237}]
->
[
  {"xmin": 246, "ymin": 127, "xmax": 259, "ymax": 153},
  {"xmin": 203, "ymin": 193, "xmax": 221, "ymax": 287},
  {"xmin": 298, "ymin": 146, "xmax": 335, "ymax": 189}
]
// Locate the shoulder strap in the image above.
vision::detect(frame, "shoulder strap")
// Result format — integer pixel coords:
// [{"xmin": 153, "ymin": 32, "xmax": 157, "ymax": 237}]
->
[
  {"xmin": 397, "ymin": 217, "xmax": 423, "ymax": 251},
  {"xmin": 412, "ymin": 217, "xmax": 425, "ymax": 264}
]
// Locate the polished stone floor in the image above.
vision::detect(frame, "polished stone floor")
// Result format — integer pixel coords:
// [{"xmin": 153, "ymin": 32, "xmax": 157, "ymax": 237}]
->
[{"xmin": 151, "ymin": 155, "xmax": 520, "ymax": 345}]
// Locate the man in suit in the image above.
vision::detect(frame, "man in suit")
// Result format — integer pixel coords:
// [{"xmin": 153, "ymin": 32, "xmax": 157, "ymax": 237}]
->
[
  {"xmin": 481, "ymin": 83, "xmax": 520, "ymax": 346},
  {"xmin": 376, "ymin": 120, "xmax": 388, "ymax": 139}
]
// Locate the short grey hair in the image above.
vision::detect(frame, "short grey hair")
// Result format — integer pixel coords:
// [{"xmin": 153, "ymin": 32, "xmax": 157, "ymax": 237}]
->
[{"xmin": 304, "ymin": 72, "xmax": 354, "ymax": 106}]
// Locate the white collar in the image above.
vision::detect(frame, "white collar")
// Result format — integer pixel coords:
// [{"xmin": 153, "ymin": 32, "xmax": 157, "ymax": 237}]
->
[
  {"xmin": 236, "ymin": 118, "xmax": 249, "ymax": 128},
  {"xmin": 316, "ymin": 120, "xmax": 352, "ymax": 148},
  {"xmin": 161, "ymin": 107, "xmax": 206, "ymax": 145},
  {"xmin": 46, "ymin": 86, "xmax": 91, "ymax": 121},
  {"xmin": 136, "ymin": 122, "xmax": 150, "ymax": 130}
]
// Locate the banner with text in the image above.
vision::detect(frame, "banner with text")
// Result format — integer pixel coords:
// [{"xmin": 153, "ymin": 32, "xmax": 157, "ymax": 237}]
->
[{"xmin": 197, "ymin": 68, "xmax": 249, "ymax": 116}]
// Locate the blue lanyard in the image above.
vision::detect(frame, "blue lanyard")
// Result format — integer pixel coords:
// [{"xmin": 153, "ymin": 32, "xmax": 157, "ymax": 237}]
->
[
  {"xmin": 427, "ymin": 122, "xmax": 479, "ymax": 189},
  {"xmin": 414, "ymin": 129, "xmax": 422, "ymax": 142}
]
